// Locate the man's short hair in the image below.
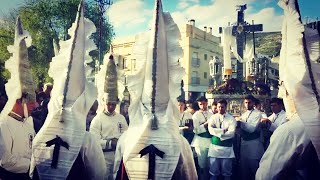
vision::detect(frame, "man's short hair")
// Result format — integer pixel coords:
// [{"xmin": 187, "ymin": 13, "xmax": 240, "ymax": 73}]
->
[
  {"xmin": 244, "ymin": 95, "xmax": 255, "ymax": 101},
  {"xmin": 177, "ymin": 97, "xmax": 186, "ymax": 104},
  {"xmin": 254, "ymin": 98, "xmax": 261, "ymax": 106},
  {"xmin": 189, "ymin": 102, "xmax": 200, "ymax": 111},
  {"xmin": 196, "ymin": 96, "xmax": 207, "ymax": 102},
  {"xmin": 217, "ymin": 99, "xmax": 227, "ymax": 106},
  {"xmin": 270, "ymin": 97, "xmax": 284, "ymax": 105},
  {"xmin": 212, "ymin": 101, "xmax": 217, "ymax": 106}
]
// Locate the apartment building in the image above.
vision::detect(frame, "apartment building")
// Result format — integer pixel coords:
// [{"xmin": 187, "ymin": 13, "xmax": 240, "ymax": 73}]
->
[{"xmin": 112, "ymin": 20, "xmax": 223, "ymax": 101}]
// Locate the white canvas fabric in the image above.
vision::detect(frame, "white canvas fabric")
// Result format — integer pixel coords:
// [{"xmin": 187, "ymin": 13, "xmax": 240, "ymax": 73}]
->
[
  {"xmin": 29, "ymin": 1, "xmax": 100, "ymax": 179},
  {"xmin": 0, "ymin": 17, "xmax": 34, "ymax": 119},
  {"xmin": 113, "ymin": 0, "xmax": 197, "ymax": 179},
  {"xmin": 278, "ymin": 0, "xmax": 320, "ymax": 160}
]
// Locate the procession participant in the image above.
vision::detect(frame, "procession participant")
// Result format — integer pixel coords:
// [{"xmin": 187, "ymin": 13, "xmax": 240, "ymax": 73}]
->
[
  {"xmin": 191, "ymin": 96, "xmax": 213, "ymax": 180},
  {"xmin": 207, "ymin": 99, "xmax": 236, "ymax": 180},
  {"xmin": 254, "ymin": 98, "xmax": 267, "ymax": 118},
  {"xmin": 210, "ymin": 101, "xmax": 218, "ymax": 114},
  {"xmin": 113, "ymin": 1, "xmax": 197, "ymax": 179},
  {"xmin": 237, "ymin": 94, "xmax": 264, "ymax": 180},
  {"xmin": 256, "ymin": 0, "xmax": 320, "ymax": 179},
  {"xmin": 177, "ymin": 98, "xmax": 194, "ymax": 144},
  {"xmin": 260, "ymin": 97, "xmax": 286, "ymax": 132},
  {"xmin": 90, "ymin": 53, "xmax": 128, "ymax": 180},
  {"xmin": 260, "ymin": 97, "xmax": 286, "ymax": 148},
  {"xmin": 0, "ymin": 17, "xmax": 37, "ymax": 180},
  {"xmin": 30, "ymin": 1, "xmax": 106, "ymax": 179}
]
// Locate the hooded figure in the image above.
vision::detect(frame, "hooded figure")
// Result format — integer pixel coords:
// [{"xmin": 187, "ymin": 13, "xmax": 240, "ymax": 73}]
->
[
  {"xmin": 0, "ymin": 17, "xmax": 36, "ymax": 180},
  {"xmin": 113, "ymin": 0, "xmax": 197, "ymax": 179},
  {"xmin": 90, "ymin": 47, "xmax": 128, "ymax": 180},
  {"xmin": 256, "ymin": 0, "xmax": 320, "ymax": 179},
  {"xmin": 29, "ymin": 1, "xmax": 106, "ymax": 179}
]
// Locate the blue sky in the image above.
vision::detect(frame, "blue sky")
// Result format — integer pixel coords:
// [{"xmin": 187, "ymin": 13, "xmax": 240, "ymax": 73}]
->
[{"xmin": 1, "ymin": 0, "xmax": 319, "ymax": 38}]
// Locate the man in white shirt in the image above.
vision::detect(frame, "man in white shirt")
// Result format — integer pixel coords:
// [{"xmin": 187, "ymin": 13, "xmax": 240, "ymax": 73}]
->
[
  {"xmin": 261, "ymin": 98, "xmax": 287, "ymax": 132},
  {"xmin": 260, "ymin": 97, "xmax": 287, "ymax": 149},
  {"xmin": 191, "ymin": 96, "xmax": 213, "ymax": 180},
  {"xmin": 237, "ymin": 95, "xmax": 264, "ymax": 180},
  {"xmin": 0, "ymin": 100, "xmax": 37, "ymax": 180},
  {"xmin": 90, "ymin": 100, "xmax": 128, "ymax": 180},
  {"xmin": 178, "ymin": 99, "xmax": 194, "ymax": 144},
  {"xmin": 208, "ymin": 99, "xmax": 236, "ymax": 180}
]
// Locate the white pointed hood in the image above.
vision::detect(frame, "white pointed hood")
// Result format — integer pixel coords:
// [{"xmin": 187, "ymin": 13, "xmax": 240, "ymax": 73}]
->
[
  {"xmin": 1, "ymin": 16, "xmax": 35, "ymax": 118},
  {"xmin": 120, "ymin": 0, "xmax": 185, "ymax": 179},
  {"xmin": 30, "ymin": 1, "xmax": 98, "ymax": 178},
  {"xmin": 278, "ymin": 0, "xmax": 320, "ymax": 160}
]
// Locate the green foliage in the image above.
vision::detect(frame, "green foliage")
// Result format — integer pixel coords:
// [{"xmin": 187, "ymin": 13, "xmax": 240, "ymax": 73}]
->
[
  {"xmin": 247, "ymin": 32, "xmax": 282, "ymax": 57},
  {"xmin": 0, "ymin": 0, "xmax": 114, "ymax": 88}
]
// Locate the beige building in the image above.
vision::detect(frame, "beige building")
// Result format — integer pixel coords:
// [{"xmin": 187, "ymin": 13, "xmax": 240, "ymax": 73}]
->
[{"xmin": 112, "ymin": 20, "xmax": 223, "ymax": 101}]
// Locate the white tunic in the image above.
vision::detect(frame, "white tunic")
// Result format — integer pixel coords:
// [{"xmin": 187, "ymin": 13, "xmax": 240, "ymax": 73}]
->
[
  {"xmin": 239, "ymin": 109, "xmax": 264, "ymax": 160},
  {"xmin": 178, "ymin": 111, "xmax": 193, "ymax": 134},
  {"xmin": 0, "ymin": 115, "xmax": 35, "ymax": 173},
  {"xmin": 191, "ymin": 110, "xmax": 213, "ymax": 148},
  {"xmin": 256, "ymin": 114, "xmax": 319, "ymax": 180},
  {"xmin": 89, "ymin": 112, "xmax": 128, "ymax": 179},
  {"xmin": 268, "ymin": 110, "xmax": 287, "ymax": 132},
  {"xmin": 207, "ymin": 112, "xmax": 236, "ymax": 158}
]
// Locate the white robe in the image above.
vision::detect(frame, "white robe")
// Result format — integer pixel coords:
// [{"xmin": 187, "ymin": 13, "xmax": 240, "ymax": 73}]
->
[
  {"xmin": 191, "ymin": 110, "xmax": 213, "ymax": 168},
  {"xmin": 113, "ymin": 131, "xmax": 198, "ymax": 180},
  {"xmin": 0, "ymin": 115, "xmax": 35, "ymax": 173},
  {"xmin": 256, "ymin": 114, "xmax": 319, "ymax": 180},
  {"xmin": 239, "ymin": 109, "xmax": 264, "ymax": 160},
  {"xmin": 207, "ymin": 112, "xmax": 236, "ymax": 158},
  {"xmin": 80, "ymin": 132, "xmax": 107, "ymax": 180},
  {"xmin": 89, "ymin": 112, "xmax": 128, "ymax": 180}
]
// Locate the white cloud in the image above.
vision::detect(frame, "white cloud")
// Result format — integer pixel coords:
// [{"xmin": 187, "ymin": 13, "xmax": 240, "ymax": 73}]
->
[
  {"xmin": 107, "ymin": 0, "xmax": 151, "ymax": 29},
  {"xmin": 177, "ymin": 0, "xmax": 200, "ymax": 10},
  {"xmin": 171, "ymin": 0, "xmax": 282, "ymax": 36}
]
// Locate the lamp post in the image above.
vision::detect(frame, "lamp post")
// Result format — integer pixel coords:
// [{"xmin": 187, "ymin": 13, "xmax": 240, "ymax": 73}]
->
[{"xmin": 209, "ymin": 56, "xmax": 221, "ymax": 88}]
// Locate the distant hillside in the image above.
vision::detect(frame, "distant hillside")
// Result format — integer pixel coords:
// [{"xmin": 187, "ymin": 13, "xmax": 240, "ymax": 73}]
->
[{"xmin": 247, "ymin": 32, "xmax": 282, "ymax": 57}]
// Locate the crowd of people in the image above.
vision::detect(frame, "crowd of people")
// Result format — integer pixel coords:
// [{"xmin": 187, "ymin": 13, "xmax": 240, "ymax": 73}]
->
[{"xmin": 177, "ymin": 95, "xmax": 291, "ymax": 180}]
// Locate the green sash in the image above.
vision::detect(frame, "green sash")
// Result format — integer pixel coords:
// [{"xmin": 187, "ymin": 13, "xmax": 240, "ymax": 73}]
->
[
  {"xmin": 211, "ymin": 135, "xmax": 233, "ymax": 147},
  {"xmin": 241, "ymin": 130, "xmax": 260, "ymax": 141},
  {"xmin": 198, "ymin": 131, "xmax": 212, "ymax": 138}
]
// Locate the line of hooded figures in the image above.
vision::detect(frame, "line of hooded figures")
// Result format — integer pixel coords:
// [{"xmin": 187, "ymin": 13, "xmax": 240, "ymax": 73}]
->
[{"xmin": 1, "ymin": 0, "xmax": 320, "ymax": 180}]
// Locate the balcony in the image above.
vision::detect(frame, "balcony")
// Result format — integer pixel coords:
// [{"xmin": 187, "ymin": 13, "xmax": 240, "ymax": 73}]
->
[
  {"xmin": 191, "ymin": 58, "xmax": 200, "ymax": 67},
  {"xmin": 191, "ymin": 77, "xmax": 200, "ymax": 84}
]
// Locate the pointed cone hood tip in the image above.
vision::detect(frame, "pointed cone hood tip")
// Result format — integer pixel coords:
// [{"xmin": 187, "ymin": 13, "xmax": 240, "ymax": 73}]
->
[
  {"xmin": 1, "ymin": 16, "xmax": 35, "ymax": 117},
  {"xmin": 31, "ymin": 1, "xmax": 99, "ymax": 178},
  {"xmin": 141, "ymin": 0, "xmax": 170, "ymax": 112}
]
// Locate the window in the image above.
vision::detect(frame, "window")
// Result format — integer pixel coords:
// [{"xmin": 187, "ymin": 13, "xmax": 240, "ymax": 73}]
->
[
  {"xmin": 204, "ymin": 72, "xmax": 207, "ymax": 79},
  {"xmin": 204, "ymin": 54, "xmax": 207, "ymax": 60},
  {"xmin": 192, "ymin": 52, "xmax": 200, "ymax": 67}
]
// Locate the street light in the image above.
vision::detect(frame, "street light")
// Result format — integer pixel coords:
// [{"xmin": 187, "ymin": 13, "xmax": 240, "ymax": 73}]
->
[{"xmin": 209, "ymin": 56, "xmax": 221, "ymax": 88}]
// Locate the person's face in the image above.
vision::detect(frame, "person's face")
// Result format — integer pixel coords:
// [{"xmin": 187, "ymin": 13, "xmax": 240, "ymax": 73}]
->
[
  {"xmin": 178, "ymin": 102, "xmax": 186, "ymax": 112},
  {"xmin": 217, "ymin": 103, "xmax": 226, "ymax": 115},
  {"xmin": 186, "ymin": 103, "xmax": 195, "ymax": 114},
  {"xmin": 106, "ymin": 102, "xmax": 117, "ymax": 113},
  {"xmin": 244, "ymin": 99, "xmax": 254, "ymax": 110},
  {"xmin": 211, "ymin": 105, "xmax": 217, "ymax": 113},
  {"xmin": 198, "ymin": 101, "xmax": 208, "ymax": 111},
  {"xmin": 255, "ymin": 104, "xmax": 262, "ymax": 111},
  {"xmin": 270, "ymin": 102, "xmax": 282, "ymax": 114}
]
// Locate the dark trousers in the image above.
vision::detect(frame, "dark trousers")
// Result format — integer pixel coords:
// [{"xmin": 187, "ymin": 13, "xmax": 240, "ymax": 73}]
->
[{"xmin": 0, "ymin": 166, "xmax": 30, "ymax": 180}]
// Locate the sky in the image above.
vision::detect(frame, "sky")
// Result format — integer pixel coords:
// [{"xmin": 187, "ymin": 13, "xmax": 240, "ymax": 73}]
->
[{"xmin": 0, "ymin": 0, "xmax": 319, "ymax": 38}]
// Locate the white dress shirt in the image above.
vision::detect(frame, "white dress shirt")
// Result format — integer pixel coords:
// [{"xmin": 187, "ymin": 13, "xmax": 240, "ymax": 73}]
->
[{"xmin": 207, "ymin": 112, "xmax": 236, "ymax": 158}]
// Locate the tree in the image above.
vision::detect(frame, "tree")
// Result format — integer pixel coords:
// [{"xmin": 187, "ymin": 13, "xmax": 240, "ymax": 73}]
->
[{"xmin": 0, "ymin": 0, "xmax": 114, "ymax": 88}]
